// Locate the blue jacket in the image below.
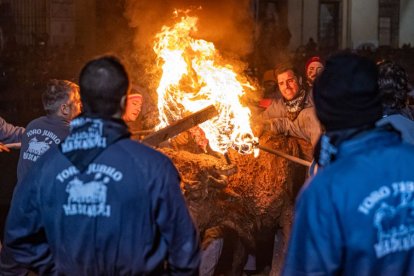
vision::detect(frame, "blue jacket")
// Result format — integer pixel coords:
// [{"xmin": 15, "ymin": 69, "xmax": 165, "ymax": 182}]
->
[
  {"xmin": 283, "ymin": 129, "xmax": 414, "ymax": 275},
  {"xmin": 4, "ymin": 117, "xmax": 200, "ymax": 275},
  {"xmin": 17, "ymin": 114, "xmax": 70, "ymax": 182}
]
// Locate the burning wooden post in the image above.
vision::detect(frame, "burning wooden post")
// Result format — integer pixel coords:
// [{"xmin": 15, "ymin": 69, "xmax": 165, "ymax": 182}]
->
[
  {"xmin": 141, "ymin": 105, "xmax": 218, "ymax": 147},
  {"xmin": 140, "ymin": 104, "xmax": 311, "ymax": 167}
]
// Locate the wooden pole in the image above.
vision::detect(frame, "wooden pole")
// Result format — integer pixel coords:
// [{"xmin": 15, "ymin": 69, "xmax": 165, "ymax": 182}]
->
[
  {"xmin": 257, "ymin": 144, "xmax": 312, "ymax": 167},
  {"xmin": 142, "ymin": 105, "xmax": 218, "ymax": 147}
]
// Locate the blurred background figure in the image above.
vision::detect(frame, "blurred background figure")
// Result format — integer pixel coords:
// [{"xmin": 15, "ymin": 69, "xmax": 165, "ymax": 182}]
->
[
  {"xmin": 304, "ymin": 56, "xmax": 324, "ymax": 92},
  {"xmin": 376, "ymin": 61, "xmax": 414, "ymax": 143},
  {"xmin": 123, "ymin": 91, "xmax": 143, "ymax": 122},
  {"xmin": 377, "ymin": 60, "xmax": 414, "ymax": 119},
  {"xmin": 258, "ymin": 68, "xmax": 280, "ymax": 110}
]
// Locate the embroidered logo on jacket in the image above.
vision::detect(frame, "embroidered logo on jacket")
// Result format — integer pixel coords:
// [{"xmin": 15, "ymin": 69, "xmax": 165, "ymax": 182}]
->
[
  {"xmin": 61, "ymin": 118, "xmax": 106, "ymax": 153},
  {"xmin": 60, "ymin": 163, "xmax": 123, "ymax": 217},
  {"xmin": 23, "ymin": 129, "xmax": 61, "ymax": 162},
  {"xmin": 358, "ymin": 181, "xmax": 414, "ymax": 258},
  {"xmin": 28, "ymin": 137, "xmax": 51, "ymax": 155}
]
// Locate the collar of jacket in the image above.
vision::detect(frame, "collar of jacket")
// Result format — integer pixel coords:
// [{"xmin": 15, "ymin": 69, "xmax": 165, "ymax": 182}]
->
[
  {"xmin": 303, "ymin": 89, "xmax": 314, "ymax": 108},
  {"xmin": 46, "ymin": 113, "xmax": 70, "ymax": 126},
  {"xmin": 335, "ymin": 127, "xmax": 401, "ymax": 160},
  {"xmin": 60, "ymin": 116, "xmax": 131, "ymax": 172}
]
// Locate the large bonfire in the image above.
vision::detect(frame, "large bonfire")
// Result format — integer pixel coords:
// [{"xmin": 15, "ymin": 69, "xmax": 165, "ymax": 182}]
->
[
  {"xmin": 153, "ymin": 11, "xmax": 258, "ymax": 156},
  {"xmin": 148, "ymin": 11, "xmax": 307, "ymax": 274}
]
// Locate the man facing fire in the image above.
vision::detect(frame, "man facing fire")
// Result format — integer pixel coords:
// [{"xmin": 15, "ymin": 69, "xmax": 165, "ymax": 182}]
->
[
  {"xmin": 3, "ymin": 55, "xmax": 200, "ymax": 275},
  {"xmin": 256, "ymin": 62, "xmax": 322, "ymax": 158},
  {"xmin": 17, "ymin": 79, "xmax": 81, "ymax": 182}
]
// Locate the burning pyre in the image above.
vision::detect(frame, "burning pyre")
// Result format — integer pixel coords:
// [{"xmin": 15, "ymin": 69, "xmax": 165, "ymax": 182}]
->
[
  {"xmin": 140, "ymin": 10, "xmax": 310, "ymax": 275},
  {"xmin": 153, "ymin": 11, "xmax": 258, "ymax": 156}
]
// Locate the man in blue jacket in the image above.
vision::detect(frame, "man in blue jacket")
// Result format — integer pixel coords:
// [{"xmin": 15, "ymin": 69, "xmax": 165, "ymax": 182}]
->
[
  {"xmin": 0, "ymin": 80, "xmax": 80, "ymax": 275},
  {"xmin": 17, "ymin": 79, "xmax": 81, "ymax": 182},
  {"xmin": 3, "ymin": 55, "xmax": 200, "ymax": 275},
  {"xmin": 282, "ymin": 52, "xmax": 414, "ymax": 275}
]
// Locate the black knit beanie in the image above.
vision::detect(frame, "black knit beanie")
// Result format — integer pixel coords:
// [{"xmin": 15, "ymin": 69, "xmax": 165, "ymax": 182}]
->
[{"xmin": 313, "ymin": 52, "xmax": 382, "ymax": 131}]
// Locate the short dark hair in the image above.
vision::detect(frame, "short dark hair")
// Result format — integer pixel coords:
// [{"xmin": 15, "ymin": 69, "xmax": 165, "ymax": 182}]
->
[
  {"xmin": 378, "ymin": 61, "xmax": 409, "ymax": 110},
  {"xmin": 42, "ymin": 79, "xmax": 79, "ymax": 115},
  {"xmin": 79, "ymin": 55, "xmax": 129, "ymax": 116}
]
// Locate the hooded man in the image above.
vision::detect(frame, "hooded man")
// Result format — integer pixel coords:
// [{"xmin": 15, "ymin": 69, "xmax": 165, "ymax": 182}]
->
[
  {"xmin": 3, "ymin": 55, "xmax": 200, "ymax": 275},
  {"xmin": 282, "ymin": 52, "xmax": 414, "ymax": 275}
]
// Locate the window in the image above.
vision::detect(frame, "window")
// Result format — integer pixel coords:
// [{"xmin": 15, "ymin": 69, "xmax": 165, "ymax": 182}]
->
[
  {"xmin": 319, "ymin": 1, "xmax": 340, "ymax": 52},
  {"xmin": 378, "ymin": 0, "xmax": 400, "ymax": 47}
]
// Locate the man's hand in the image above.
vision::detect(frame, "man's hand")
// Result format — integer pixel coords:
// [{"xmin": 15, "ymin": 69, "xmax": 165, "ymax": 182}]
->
[
  {"xmin": 253, "ymin": 124, "xmax": 264, "ymax": 137},
  {"xmin": 252, "ymin": 120, "xmax": 271, "ymax": 137},
  {"xmin": 0, "ymin": 143, "xmax": 10, "ymax": 152},
  {"xmin": 202, "ymin": 226, "xmax": 224, "ymax": 250}
]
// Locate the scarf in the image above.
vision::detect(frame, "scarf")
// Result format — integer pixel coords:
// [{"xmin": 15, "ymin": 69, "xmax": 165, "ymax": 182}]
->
[
  {"xmin": 60, "ymin": 116, "xmax": 130, "ymax": 172},
  {"xmin": 283, "ymin": 89, "xmax": 307, "ymax": 121}
]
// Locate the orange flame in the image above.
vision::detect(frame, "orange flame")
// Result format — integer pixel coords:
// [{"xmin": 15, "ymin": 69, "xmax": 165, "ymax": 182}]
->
[{"xmin": 154, "ymin": 12, "xmax": 258, "ymax": 155}]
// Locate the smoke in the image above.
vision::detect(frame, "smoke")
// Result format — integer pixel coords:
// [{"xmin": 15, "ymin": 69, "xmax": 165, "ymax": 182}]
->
[{"xmin": 124, "ymin": 0, "xmax": 254, "ymax": 57}]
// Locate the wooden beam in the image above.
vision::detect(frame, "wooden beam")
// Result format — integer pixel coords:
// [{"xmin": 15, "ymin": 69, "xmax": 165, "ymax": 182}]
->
[{"xmin": 142, "ymin": 105, "xmax": 218, "ymax": 147}]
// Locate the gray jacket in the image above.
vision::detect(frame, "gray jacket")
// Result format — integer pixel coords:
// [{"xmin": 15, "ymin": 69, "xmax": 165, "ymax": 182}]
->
[
  {"xmin": 0, "ymin": 116, "xmax": 24, "ymax": 144},
  {"xmin": 260, "ymin": 93, "xmax": 322, "ymax": 147}
]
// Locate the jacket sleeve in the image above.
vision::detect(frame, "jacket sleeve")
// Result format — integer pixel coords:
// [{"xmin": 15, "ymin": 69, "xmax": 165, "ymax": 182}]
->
[
  {"xmin": 267, "ymin": 117, "xmax": 291, "ymax": 136},
  {"xmin": 267, "ymin": 108, "xmax": 322, "ymax": 147},
  {"xmin": 155, "ymin": 159, "xmax": 201, "ymax": 275},
  {"xmin": 282, "ymin": 175, "xmax": 343, "ymax": 275},
  {"xmin": 261, "ymin": 100, "xmax": 285, "ymax": 121},
  {"xmin": 296, "ymin": 108, "xmax": 322, "ymax": 148},
  {"xmin": 0, "ymin": 116, "xmax": 25, "ymax": 144},
  {"xmin": 3, "ymin": 164, "xmax": 55, "ymax": 275}
]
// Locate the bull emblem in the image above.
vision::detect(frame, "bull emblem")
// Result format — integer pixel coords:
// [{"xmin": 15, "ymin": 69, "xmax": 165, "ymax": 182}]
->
[
  {"xmin": 27, "ymin": 137, "xmax": 52, "ymax": 155},
  {"xmin": 66, "ymin": 174, "xmax": 109, "ymax": 204},
  {"xmin": 374, "ymin": 192, "xmax": 414, "ymax": 240}
]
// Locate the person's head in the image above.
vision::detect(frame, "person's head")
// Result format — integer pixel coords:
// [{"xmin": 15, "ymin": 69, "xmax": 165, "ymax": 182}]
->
[
  {"xmin": 42, "ymin": 79, "xmax": 81, "ymax": 120},
  {"xmin": 274, "ymin": 62, "xmax": 301, "ymax": 101},
  {"xmin": 79, "ymin": 55, "xmax": 129, "ymax": 118},
  {"xmin": 123, "ymin": 90, "xmax": 143, "ymax": 122},
  {"xmin": 313, "ymin": 52, "xmax": 382, "ymax": 132},
  {"xmin": 377, "ymin": 61, "xmax": 409, "ymax": 111},
  {"xmin": 262, "ymin": 69, "xmax": 278, "ymax": 98},
  {"xmin": 305, "ymin": 56, "xmax": 324, "ymax": 85}
]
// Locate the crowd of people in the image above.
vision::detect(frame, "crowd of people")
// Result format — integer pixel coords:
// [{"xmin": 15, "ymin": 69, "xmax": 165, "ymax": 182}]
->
[{"xmin": 1, "ymin": 47, "xmax": 414, "ymax": 275}]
